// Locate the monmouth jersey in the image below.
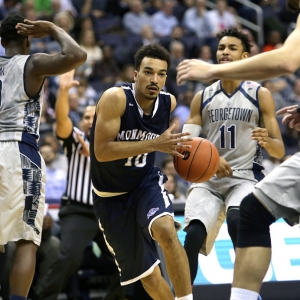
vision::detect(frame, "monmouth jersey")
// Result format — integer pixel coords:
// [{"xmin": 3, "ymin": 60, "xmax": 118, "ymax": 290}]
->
[
  {"xmin": 201, "ymin": 80, "xmax": 264, "ymax": 170},
  {"xmin": 0, "ymin": 55, "xmax": 43, "ymax": 149},
  {"xmin": 90, "ymin": 82, "xmax": 171, "ymax": 193}
]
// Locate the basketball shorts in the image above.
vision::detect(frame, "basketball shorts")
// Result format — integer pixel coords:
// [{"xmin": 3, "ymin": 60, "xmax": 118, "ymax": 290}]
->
[
  {"xmin": 184, "ymin": 170, "xmax": 260, "ymax": 255},
  {"xmin": 0, "ymin": 141, "xmax": 45, "ymax": 247},
  {"xmin": 93, "ymin": 167, "xmax": 175, "ymax": 285},
  {"xmin": 254, "ymin": 152, "xmax": 300, "ymax": 225}
]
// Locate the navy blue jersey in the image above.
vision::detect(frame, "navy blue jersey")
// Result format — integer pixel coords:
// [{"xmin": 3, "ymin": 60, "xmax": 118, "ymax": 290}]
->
[{"xmin": 90, "ymin": 83, "xmax": 171, "ymax": 193}]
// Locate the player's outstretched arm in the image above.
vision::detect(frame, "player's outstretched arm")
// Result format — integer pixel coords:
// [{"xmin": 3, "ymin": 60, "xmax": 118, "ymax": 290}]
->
[
  {"xmin": 94, "ymin": 88, "xmax": 192, "ymax": 162},
  {"xmin": 252, "ymin": 87, "xmax": 285, "ymax": 158},
  {"xmin": 177, "ymin": 15, "xmax": 300, "ymax": 84},
  {"xmin": 55, "ymin": 70, "xmax": 79, "ymax": 138}
]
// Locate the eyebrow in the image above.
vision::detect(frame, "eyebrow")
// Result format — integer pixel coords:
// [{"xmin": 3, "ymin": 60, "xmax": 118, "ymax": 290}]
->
[
  {"xmin": 218, "ymin": 43, "xmax": 239, "ymax": 47},
  {"xmin": 143, "ymin": 66, "xmax": 167, "ymax": 73}
]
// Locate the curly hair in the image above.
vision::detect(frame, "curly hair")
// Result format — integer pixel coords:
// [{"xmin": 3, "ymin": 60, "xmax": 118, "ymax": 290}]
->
[
  {"xmin": 0, "ymin": 13, "xmax": 27, "ymax": 45},
  {"xmin": 134, "ymin": 44, "xmax": 171, "ymax": 70},
  {"xmin": 217, "ymin": 27, "xmax": 252, "ymax": 54}
]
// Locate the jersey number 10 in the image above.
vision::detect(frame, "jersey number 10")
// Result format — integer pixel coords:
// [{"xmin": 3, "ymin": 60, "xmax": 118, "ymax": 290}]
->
[{"xmin": 125, "ymin": 153, "xmax": 148, "ymax": 167}]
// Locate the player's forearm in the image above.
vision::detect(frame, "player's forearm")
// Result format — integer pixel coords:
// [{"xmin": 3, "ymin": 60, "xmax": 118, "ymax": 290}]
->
[
  {"xmin": 264, "ymin": 138, "xmax": 285, "ymax": 159},
  {"xmin": 95, "ymin": 140, "xmax": 157, "ymax": 162},
  {"xmin": 210, "ymin": 49, "xmax": 296, "ymax": 81},
  {"xmin": 55, "ymin": 88, "xmax": 70, "ymax": 121}
]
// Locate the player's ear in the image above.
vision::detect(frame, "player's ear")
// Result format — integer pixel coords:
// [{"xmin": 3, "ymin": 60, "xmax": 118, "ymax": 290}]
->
[
  {"xmin": 133, "ymin": 70, "xmax": 138, "ymax": 82},
  {"xmin": 241, "ymin": 52, "xmax": 249, "ymax": 59}
]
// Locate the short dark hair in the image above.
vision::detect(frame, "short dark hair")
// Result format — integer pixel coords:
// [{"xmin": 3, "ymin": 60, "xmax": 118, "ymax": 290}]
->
[
  {"xmin": 0, "ymin": 13, "xmax": 27, "ymax": 45},
  {"xmin": 217, "ymin": 27, "xmax": 252, "ymax": 54},
  {"xmin": 134, "ymin": 44, "xmax": 171, "ymax": 70}
]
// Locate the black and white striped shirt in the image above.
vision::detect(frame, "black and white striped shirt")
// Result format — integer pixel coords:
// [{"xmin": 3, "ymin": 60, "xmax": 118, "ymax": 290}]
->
[{"xmin": 58, "ymin": 127, "xmax": 93, "ymax": 206}]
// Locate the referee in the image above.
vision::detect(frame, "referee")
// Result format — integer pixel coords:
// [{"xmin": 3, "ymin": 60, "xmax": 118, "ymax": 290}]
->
[{"xmin": 37, "ymin": 70, "xmax": 121, "ymax": 300}]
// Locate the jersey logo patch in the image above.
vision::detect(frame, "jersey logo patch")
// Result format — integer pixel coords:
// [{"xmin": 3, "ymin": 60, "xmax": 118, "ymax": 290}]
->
[{"xmin": 147, "ymin": 207, "xmax": 159, "ymax": 219}]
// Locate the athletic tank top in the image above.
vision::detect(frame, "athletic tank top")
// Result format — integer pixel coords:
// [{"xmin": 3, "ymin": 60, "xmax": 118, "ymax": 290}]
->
[
  {"xmin": 90, "ymin": 83, "xmax": 171, "ymax": 193},
  {"xmin": 0, "ymin": 55, "xmax": 44, "ymax": 148},
  {"xmin": 201, "ymin": 80, "xmax": 263, "ymax": 170}
]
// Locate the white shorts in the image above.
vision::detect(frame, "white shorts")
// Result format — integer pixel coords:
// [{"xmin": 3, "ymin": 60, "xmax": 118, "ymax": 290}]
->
[
  {"xmin": 0, "ymin": 141, "xmax": 45, "ymax": 247},
  {"xmin": 254, "ymin": 152, "xmax": 300, "ymax": 225},
  {"xmin": 184, "ymin": 170, "xmax": 258, "ymax": 255}
]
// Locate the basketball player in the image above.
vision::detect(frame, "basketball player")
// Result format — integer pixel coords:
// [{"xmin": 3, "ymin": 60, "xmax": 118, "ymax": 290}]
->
[
  {"xmin": 90, "ymin": 44, "xmax": 193, "ymax": 300},
  {"xmin": 38, "ymin": 71, "xmax": 123, "ymax": 300},
  {"xmin": 176, "ymin": 2, "xmax": 300, "ymax": 299},
  {"xmin": 182, "ymin": 28, "xmax": 285, "ymax": 290},
  {"xmin": 0, "ymin": 14, "xmax": 86, "ymax": 300}
]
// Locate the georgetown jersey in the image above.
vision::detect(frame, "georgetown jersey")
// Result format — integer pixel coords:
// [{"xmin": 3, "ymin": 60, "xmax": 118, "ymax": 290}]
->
[
  {"xmin": 201, "ymin": 80, "xmax": 263, "ymax": 170},
  {"xmin": 0, "ymin": 55, "xmax": 43, "ymax": 148},
  {"xmin": 90, "ymin": 83, "xmax": 171, "ymax": 193}
]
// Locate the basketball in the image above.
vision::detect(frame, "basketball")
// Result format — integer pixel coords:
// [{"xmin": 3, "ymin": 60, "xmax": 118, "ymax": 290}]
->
[{"xmin": 173, "ymin": 137, "xmax": 220, "ymax": 183}]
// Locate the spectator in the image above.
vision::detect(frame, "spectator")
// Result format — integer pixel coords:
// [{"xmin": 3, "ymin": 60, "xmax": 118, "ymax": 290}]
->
[
  {"xmin": 123, "ymin": 0, "xmax": 151, "ymax": 35},
  {"xmin": 206, "ymin": 0, "xmax": 237, "ymax": 36},
  {"xmin": 40, "ymin": 143, "xmax": 67, "ymax": 205},
  {"xmin": 161, "ymin": 155, "xmax": 190, "ymax": 196},
  {"xmin": 262, "ymin": 29, "xmax": 282, "ymax": 52},
  {"xmin": 165, "ymin": 40, "xmax": 186, "ymax": 98},
  {"xmin": 182, "ymin": 0, "xmax": 213, "ymax": 42},
  {"xmin": 89, "ymin": 45, "xmax": 120, "ymax": 93},
  {"xmin": 151, "ymin": 0, "xmax": 179, "ymax": 37},
  {"xmin": 40, "ymin": 133, "xmax": 69, "ymax": 174},
  {"xmin": 141, "ymin": 24, "xmax": 159, "ymax": 45},
  {"xmin": 164, "ymin": 173, "xmax": 187, "ymax": 203},
  {"xmin": 78, "ymin": 28, "xmax": 103, "ymax": 69},
  {"xmin": 68, "ymin": 90, "xmax": 82, "ymax": 127},
  {"xmin": 172, "ymin": 88, "xmax": 194, "ymax": 129},
  {"xmin": 115, "ymin": 63, "xmax": 135, "ymax": 84}
]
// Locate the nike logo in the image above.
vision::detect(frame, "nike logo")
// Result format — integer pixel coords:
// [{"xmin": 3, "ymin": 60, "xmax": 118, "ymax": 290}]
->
[{"xmin": 129, "ymin": 103, "xmax": 134, "ymax": 106}]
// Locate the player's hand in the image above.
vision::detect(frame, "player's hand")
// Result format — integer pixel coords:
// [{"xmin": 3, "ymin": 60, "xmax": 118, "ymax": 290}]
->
[
  {"xmin": 251, "ymin": 127, "xmax": 270, "ymax": 147},
  {"xmin": 154, "ymin": 124, "xmax": 192, "ymax": 158},
  {"xmin": 216, "ymin": 157, "xmax": 232, "ymax": 178},
  {"xmin": 15, "ymin": 19, "xmax": 55, "ymax": 38},
  {"xmin": 276, "ymin": 104, "xmax": 300, "ymax": 131},
  {"xmin": 176, "ymin": 59, "xmax": 214, "ymax": 85},
  {"xmin": 59, "ymin": 70, "xmax": 79, "ymax": 91},
  {"xmin": 76, "ymin": 132, "xmax": 90, "ymax": 157}
]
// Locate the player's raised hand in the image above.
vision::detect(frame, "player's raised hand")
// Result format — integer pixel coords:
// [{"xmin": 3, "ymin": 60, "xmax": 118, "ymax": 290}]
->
[
  {"xmin": 154, "ymin": 124, "xmax": 192, "ymax": 158},
  {"xmin": 76, "ymin": 132, "xmax": 90, "ymax": 157},
  {"xmin": 176, "ymin": 59, "xmax": 214, "ymax": 85},
  {"xmin": 216, "ymin": 157, "xmax": 232, "ymax": 178},
  {"xmin": 59, "ymin": 70, "xmax": 79, "ymax": 91},
  {"xmin": 276, "ymin": 104, "xmax": 300, "ymax": 130},
  {"xmin": 251, "ymin": 127, "xmax": 270, "ymax": 147},
  {"xmin": 15, "ymin": 19, "xmax": 55, "ymax": 38}
]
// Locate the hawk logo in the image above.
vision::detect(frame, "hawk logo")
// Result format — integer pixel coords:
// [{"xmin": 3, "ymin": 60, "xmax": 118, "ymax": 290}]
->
[
  {"xmin": 182, "ymin": 151, "xmax": 190, "ymax": 160},
  {"xmin": 147, "ymin": 207, "xmax": 159, "ymax": 219}
]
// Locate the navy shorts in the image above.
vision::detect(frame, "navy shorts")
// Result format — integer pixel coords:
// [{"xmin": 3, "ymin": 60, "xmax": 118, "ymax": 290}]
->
[{"xmin": 93, "ymin": 167, "xmax": 174, "ymax": 285}]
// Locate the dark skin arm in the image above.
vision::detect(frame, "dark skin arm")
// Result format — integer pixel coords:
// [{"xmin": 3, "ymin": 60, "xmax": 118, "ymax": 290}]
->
[{"xmin": 15, "ymin": 19, "xmax": 87, "ymax": 97}]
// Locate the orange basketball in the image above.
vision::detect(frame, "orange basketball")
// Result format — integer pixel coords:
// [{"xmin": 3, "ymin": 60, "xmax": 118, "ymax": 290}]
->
[{"xmin": 173, "ymin": 137, "xmax": 220, "ymax": 183}]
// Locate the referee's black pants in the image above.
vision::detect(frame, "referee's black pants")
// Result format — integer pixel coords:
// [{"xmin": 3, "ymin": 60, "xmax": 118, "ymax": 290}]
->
[{"xmin": 37, "ymin": 202, "xmax": 119, "ymax": 300}]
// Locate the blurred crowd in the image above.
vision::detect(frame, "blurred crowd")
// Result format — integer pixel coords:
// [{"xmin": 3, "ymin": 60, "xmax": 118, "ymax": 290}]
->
[{"xmin": 0, "ymin": 0, "xmax": 300, "ymax": 299}]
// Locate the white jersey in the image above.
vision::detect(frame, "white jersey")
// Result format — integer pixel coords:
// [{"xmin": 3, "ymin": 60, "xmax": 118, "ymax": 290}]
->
[
  {"xmin": 0, "ymin": 55, "xmax": 43, "ymax": 147},
  {"xmin": 201, "ymin": 80, "xmax": 263, "ymax": 170}
]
